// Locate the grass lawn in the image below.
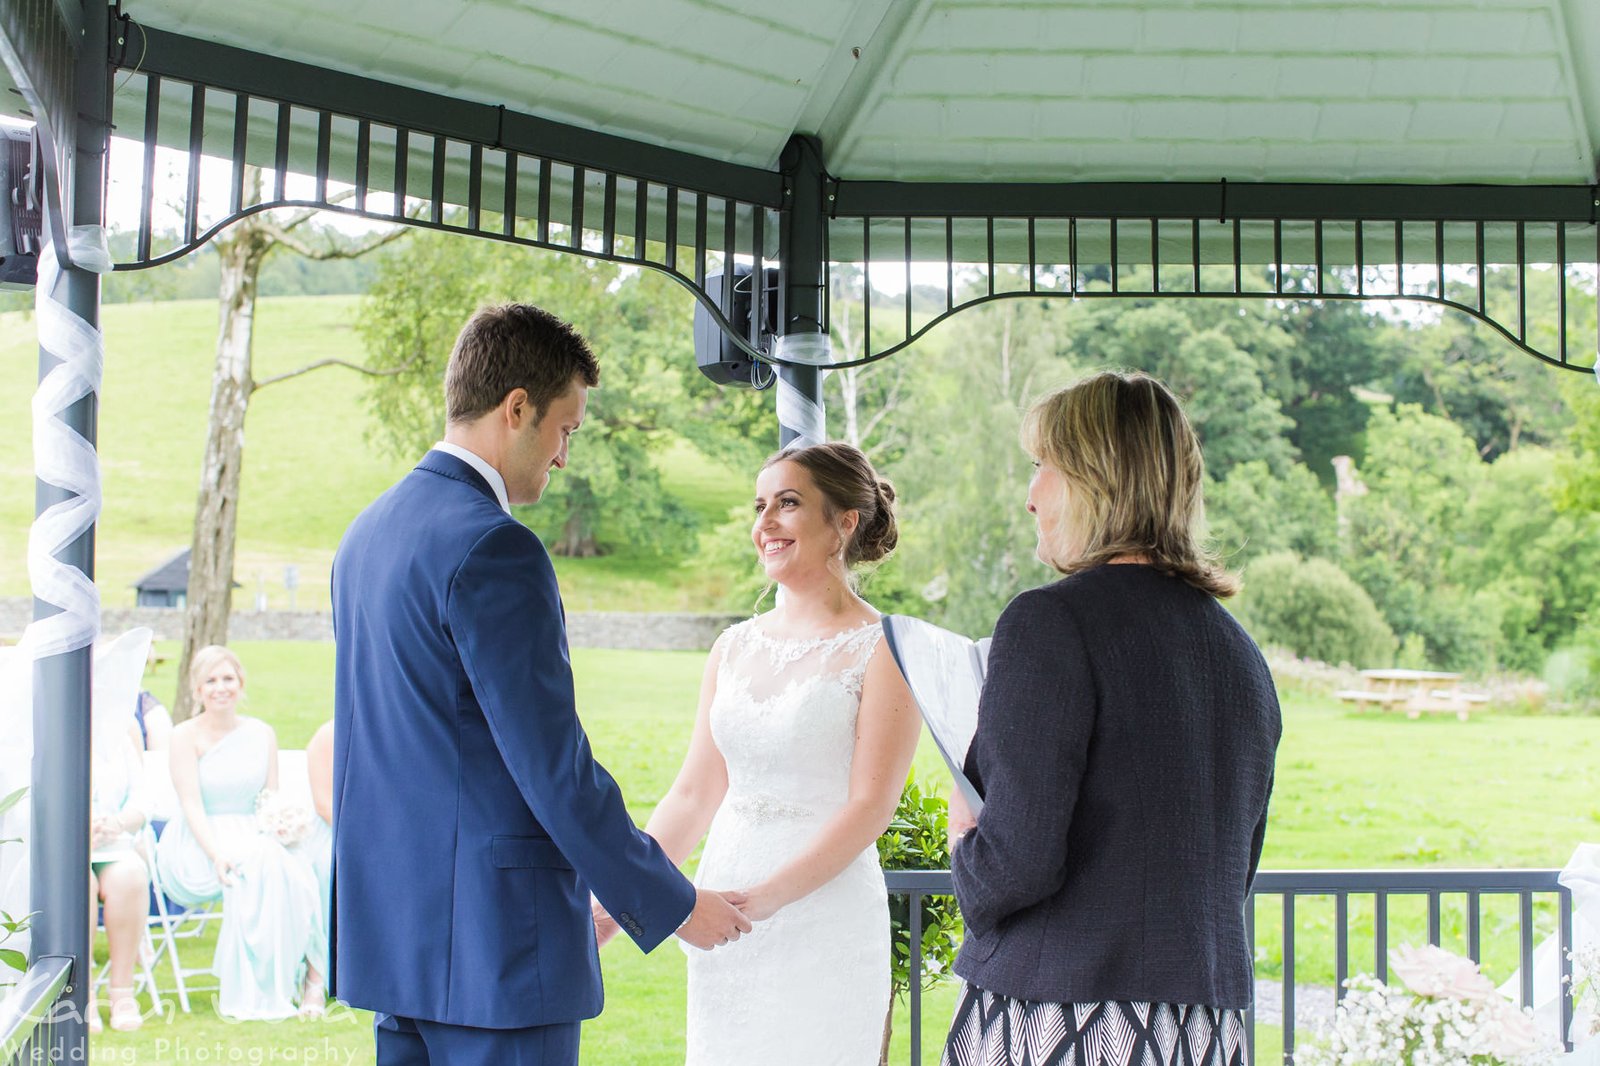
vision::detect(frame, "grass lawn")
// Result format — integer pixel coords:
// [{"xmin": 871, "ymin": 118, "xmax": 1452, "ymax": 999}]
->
[
  {"xmin": 87, "ymin": 642, "xmax": 1600, "ymax": 1064},
  {"xmin": 0, "ymin": 299, "xmax": 753, "ymax": 617}
]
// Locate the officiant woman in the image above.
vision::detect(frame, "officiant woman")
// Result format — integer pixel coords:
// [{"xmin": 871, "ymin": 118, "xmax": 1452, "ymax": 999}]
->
[{"xmin": 941, "ymin": 371, "xmax": 1282, "ymax": 1066}]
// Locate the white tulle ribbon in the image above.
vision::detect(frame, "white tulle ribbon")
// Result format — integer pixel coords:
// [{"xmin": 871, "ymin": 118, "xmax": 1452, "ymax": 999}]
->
[
  {"xmin": 773, "ymin": 333, "xmax": 829, "ymax": 449},
  {"xmin": 22, "ymin": 225, "xmax": 110, "ymax": 660}
]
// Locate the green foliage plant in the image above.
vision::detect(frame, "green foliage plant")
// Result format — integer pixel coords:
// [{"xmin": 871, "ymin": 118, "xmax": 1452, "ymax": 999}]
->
[
  {"xmin": 876, "ymin": 776, "xmax": 962, "ymax": 1000},
  {"xmin": 0, "ymin": 785, "xmax": 32, "ymax": 980},
  {"xmin": 1234, "ymin": 552, "xmax": 1397, "ymax": 668}
]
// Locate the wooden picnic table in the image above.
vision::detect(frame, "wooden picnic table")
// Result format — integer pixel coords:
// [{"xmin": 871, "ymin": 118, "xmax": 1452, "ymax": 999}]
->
[{"xmin": 1336, "ymin": 668, "xmax": 1488, "ymax": 720}]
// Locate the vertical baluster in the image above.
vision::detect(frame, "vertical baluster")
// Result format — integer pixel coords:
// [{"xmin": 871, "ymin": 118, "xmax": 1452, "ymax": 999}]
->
[
  {"xmin": 1468, "ymin": 891, "xmax": 1482, "ymax": 963},
  {"xmin": 1335, "ymin": 892, "xmax": 1349, "ymax": 1002},
  {"xmin": 273, "ymin": 101, "xmax": 290, "ymax": 201},
  {"xmin": 693, "ymin": 192, "xmax": 708, "ymax": 287},
  {"xmin": 315, "ymin": 110, "xmax": 331, "ymax": 204},
  {"xmin": 1109, "ymin": 219, "xmax": 1119, "ymax": 294},
  {"xmin": 1557, "ymin": 223, "xmax": 1568, "ymax": 365},
  {"xmin": 571, "ymin": 166, "xmax": 586, "ymax": 249},
  {"xmin": 1355, "ymin": 221, "xmax": 1365, "ymax": 296},
  {"xmin": 393, "ymin": 129, "xmax": 409, "ymax": 219},
  {"xmin": 718, "ymin": 198, "xmax": 734, "ymax": 327},
  {"xmin": 466, "ymin": 143, "xmax": 482, "ymax": 231},
  {"xmin": 910, "ymin": 891, "xmax": 924, "ymax": 1066},
  {"xmin": 1231, "ymin": 219, "xmax": 1242, "ymax": 294},
  {"xmin": 1313, "ymin": 219, "xmax": 1324, "ymax": 295},
  {"xmin": 502, "ymin": 153, "xmax": 518, "ymax": 237},
  {"xmin": 750, "ymin": 207, "xmax": 765, "ymax": 351},
  {"xmin": 1245, "ymin": 894, "xmax": 1257, "ymax": 1066},
  {"xmin": 986, "ymin": 217, "xmax": 996, "ymax": 296},
  {"xmin": 1475, "ymin": 221, "xmax": 1487, "ymax": 313},
  {"xmin": 1395, "ymin": 220, "xmax": 1405, "ymax": 294},
  {"xmin": 1560, "ymin": 887, "xmax": 1576, "ymax": 1052},
  {"xmin": 664, "ymin": 186, "xmax": 678, "ymax": 270},
  {"xmin": 1435, "ymin": 220, "xmax": 1446, "ymax": 299},
  {"xmin": 863, "ymin": 220, "xmax": 873, "ymax": 361},
  {"xmin": 944, "ymin": 217, "xmax": 954, "ymax": 312},
  {"xmin": 602, "ymin": 172, "xmax": 617, "ymax": 257},
  {"xmin": 1150, "ymin": 218, "xmax": 1160, "ymax": 294},
  {"xmin": 230, "ymin": 92, "xmax": 249, "ymax": 217},
  {"xmin": 1272, "ymin": 219, "xmax": 1283, "ymax": 294},
  {"xmin": 1282, "ymin": 893, "xmax": 1296, "ymax": 1063},
  {"xmin": 137, "ymin": 74, "xmax": 160, "ymax": 262},
  {"xmin": 1191, "ymin": 218, "xmax": 1201, "ymax": 293},
  {"xmin": 1069, "ymin": 217, "xmax": 1079, "ymax": 295},
  {"xmin": 354, "ymin": 119, "xmax": 371, "ymax": 215},
  {"xmin": 429, "ymin": 136, "xmax": 445, "ymax": 225},
  {"xmin": 1516, "ymin": 221, "xmax": 1527, "ymax": 341},
  {"xmin": 1375, "ymin": 892, "xmax": 1388, "ymax": 982},
  {"xmin": 633, "ymin": 179, "xmax": 648, "ymax": 261},
  {"xmin": 1028, "ymin": 216, "xmax": 1038, "ymax": 293},
  {"xmin": 1520, "ymin": 892, "xmax": 1535, "ymax": 1009},
  {"xmin": 184, "ymin": 84, "xmax": 204, "ymax": 245},
  {"xmin": 1427, "ymin": 892, "xmax": 1441, "ymax": 946},
  {"xmin": 903, "ymin": 218, "xmax": 913, "ymax": 343},
  {"xmin": 536, "ymin": 157, "xmax": 552, "ymax": 244}
]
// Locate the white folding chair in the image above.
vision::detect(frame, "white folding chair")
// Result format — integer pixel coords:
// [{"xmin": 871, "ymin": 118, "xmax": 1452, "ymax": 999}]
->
[{"xmin": 139, "ymin": 753, "xmax": 223, "ymax": 1013}]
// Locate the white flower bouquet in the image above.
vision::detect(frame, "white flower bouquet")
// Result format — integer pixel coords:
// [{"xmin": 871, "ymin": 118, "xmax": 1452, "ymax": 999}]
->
[
  {"xmin": 1300, "ymin": 944, "xmax": 1557, "ymax": 1066},
  {"xmin": 1568, "ymin": 943, "xmax": 1600, "ymax": 1042},
  {"xmin": 254, "ymin": 788, "xmax": 315, "ymax": 847}
]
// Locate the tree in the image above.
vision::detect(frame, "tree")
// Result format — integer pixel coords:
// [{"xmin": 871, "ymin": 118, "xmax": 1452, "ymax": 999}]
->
[
  {"xmin": 1207, "ymin": 460, "xmax": 1338, "ymax": 569},
  {"xmin": 358, "ymin": 231, "xmax": 762, "ymax": 559},
  {"xmin": 175, "ymin": 172, "xmax": 407, "ymax": 720},
  {"xmin": 1231, "ymin": 552, "xmax": 1396, "ymax": 667}
]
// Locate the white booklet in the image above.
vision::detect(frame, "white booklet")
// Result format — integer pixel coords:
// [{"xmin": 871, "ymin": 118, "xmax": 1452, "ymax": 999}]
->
[{"xmin": 881, "ymin": 615, "xmax": 989, "ymax": 814}]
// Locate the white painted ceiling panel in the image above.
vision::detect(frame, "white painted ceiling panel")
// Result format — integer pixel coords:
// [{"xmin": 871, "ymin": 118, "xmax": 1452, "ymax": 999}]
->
[{"xmin": 114, "ymin": 0, "xmax": 1600, "ymax": 184}]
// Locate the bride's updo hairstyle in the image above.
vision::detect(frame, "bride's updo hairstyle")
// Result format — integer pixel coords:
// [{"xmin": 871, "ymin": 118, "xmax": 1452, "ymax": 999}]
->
[
  {"xmin": 763, "ymin": 442, "xmax": 898, "ymax": 568},
  {"xmin": 1022, "ymin": 370, "xmax": 1238, "ymax": 597}
]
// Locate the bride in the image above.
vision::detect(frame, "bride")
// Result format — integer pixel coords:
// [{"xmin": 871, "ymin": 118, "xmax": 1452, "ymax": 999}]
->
[{"xmin": 598, "ymin": 441, "xmax": 920, "ymax": 1065}]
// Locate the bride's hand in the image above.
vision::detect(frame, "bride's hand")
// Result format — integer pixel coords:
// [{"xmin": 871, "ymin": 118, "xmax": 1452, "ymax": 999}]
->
[{"xmin": 734, "ymin": 884, "xmax": 783, "ymax": 922}]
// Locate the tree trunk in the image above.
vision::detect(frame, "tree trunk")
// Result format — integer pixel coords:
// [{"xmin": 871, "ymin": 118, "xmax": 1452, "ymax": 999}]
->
[
  {"xmin": 174, "ymin": 221, "xmax": 271, "ymax": 720},
  {"xmin": 557, "ymin": 511, "xmax": 601, "ymax": 558},
  {"xmin": 879, "ymin": 1003, "xmax": 893, "ymax": 1066}
]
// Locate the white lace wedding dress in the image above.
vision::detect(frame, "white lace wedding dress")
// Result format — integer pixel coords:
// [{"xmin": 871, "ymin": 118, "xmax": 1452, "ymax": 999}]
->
[{"xmin": 685, "ymin": 617, "xmax": 891, "ymax": 1066}]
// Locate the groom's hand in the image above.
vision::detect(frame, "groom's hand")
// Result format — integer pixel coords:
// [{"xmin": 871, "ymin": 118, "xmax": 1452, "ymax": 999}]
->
[
  {"xmin": 591, "ymin": 900, "xmax": 622, "ymax": 949},
  {"xmin": 675, "ymin": 889, "xmax": 752, "ymax": 950}
]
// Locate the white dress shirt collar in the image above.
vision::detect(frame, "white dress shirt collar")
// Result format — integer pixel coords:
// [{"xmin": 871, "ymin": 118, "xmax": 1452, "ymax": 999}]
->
[{"xmin": 431, "ymin": 441, "xmax": 511, "ymax": 514}]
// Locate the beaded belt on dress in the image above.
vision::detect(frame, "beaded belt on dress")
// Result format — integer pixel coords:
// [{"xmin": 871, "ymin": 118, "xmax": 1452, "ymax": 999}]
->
[{"xmin": 727, "ymin": 793, "xmax": 815, "ymax": 822}]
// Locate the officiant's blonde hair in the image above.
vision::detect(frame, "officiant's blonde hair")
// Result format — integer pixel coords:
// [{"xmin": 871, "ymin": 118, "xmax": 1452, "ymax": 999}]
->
[{"xmin": 1022, "ymin": 372, "xmax": 1237, "ymax": 598}]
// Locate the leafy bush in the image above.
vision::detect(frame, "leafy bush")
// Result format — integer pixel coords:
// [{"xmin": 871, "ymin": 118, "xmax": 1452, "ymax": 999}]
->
[
  {"xmin": 1234, "ymin": 552, "xmax": 1397, "ymax": 668},
  {"xmin": 876, "ymin": 776, "xmax": 961, "ymax": 999}
]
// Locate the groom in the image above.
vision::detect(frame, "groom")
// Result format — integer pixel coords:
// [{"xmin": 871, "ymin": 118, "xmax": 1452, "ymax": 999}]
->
[{"xmin": 330, "ymin": 303, "xmax": 750, "ymax": 1065}]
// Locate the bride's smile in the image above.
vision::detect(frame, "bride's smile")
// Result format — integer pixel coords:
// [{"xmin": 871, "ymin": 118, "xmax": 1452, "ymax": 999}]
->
[{"xmin": 751, "ymin": 460, "xmax": 856, "ymax": 587}]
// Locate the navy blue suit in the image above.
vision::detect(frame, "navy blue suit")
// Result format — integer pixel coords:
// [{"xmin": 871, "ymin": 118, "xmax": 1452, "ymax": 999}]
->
[{"xmin": 330, "ymin": 451, "xmax": 694, "ymax": 1061}]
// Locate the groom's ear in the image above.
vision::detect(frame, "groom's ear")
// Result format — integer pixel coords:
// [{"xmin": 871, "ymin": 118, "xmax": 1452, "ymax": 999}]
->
[{"xmin": 502, "ymin": 387, "xmax": 533, "ymax": 428}]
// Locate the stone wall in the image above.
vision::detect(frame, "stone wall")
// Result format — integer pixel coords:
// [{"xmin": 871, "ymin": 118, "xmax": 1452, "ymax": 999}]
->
[{"xmin": 0, "ymin": 599, "xmax": 741, "ymax": 651}]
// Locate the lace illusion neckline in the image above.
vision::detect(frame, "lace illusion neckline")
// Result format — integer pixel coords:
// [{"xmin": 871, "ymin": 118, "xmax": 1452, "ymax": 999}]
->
[{"xmin": 744, "ymin": 616, "xmax": 881, "ymax": 649}]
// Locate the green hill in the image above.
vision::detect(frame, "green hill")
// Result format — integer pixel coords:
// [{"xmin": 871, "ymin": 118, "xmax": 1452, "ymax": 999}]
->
[{"xmin": 0, "ymin": 295, "xmax": 748, "ymax": 613}]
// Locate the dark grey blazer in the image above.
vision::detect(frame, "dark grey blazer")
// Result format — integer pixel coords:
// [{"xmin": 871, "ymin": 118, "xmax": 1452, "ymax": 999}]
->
[{"xmin": 951, "ymin": 564, "xmax": 1281, "ymax": 1009}]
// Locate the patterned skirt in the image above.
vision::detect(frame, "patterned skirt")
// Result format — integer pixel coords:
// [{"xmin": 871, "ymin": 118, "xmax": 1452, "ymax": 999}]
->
[{"xmin": 941, "ymin": 983, "xmax": 1248, "ymax": 1066}]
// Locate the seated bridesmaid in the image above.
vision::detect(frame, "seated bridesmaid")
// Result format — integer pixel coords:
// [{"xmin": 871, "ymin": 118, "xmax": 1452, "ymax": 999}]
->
[
  {"xmin": 294, "ymin": 719, "xmax": 334, "ymax": 942},
  {"xmin": 155, "ymin": 645, "xmax": 328, "ymax": 1020},
  {"xmin": 90, "ymin": 728, "xmax": 151, "ymax": 1033}
]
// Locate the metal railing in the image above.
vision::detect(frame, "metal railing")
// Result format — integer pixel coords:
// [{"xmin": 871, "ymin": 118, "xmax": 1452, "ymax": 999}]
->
[
  {"xmin": 884, "ymin": 868, "xmax": 1576, "ymax": 1066},
  {"xmin": 0, "ymin": 957, "xmax": 73, "ymax": 1066}
]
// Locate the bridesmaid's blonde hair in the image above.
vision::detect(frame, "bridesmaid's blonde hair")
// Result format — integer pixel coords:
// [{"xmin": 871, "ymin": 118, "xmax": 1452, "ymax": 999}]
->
[
  {"xmin": 188, "ymin": 645, "xmax": 246, "ymax": 706},
  {"xmin": 1022, "ymin": 371, "xmax": 1238, "ymax": 598}
]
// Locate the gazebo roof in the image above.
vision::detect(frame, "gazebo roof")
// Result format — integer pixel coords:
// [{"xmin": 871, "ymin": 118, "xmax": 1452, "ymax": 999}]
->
[{"xmin": 93, "ymin": 0, "xmax": 1600, "ymax": 186}]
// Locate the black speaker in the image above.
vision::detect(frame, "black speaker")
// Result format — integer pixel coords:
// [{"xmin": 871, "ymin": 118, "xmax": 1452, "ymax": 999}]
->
[
  {"xmin": 0, "ymin": 124, "xmax": 42, "ymax": 290},
  {"xmin": 694, "ymin": 266, "xmax": 778, "ymax": 386}
]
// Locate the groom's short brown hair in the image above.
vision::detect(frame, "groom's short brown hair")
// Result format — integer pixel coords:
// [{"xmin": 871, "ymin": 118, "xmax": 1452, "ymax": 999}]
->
[{"xmin": 444, "ymin": 303, "xmax": 600, "ymax": 425}]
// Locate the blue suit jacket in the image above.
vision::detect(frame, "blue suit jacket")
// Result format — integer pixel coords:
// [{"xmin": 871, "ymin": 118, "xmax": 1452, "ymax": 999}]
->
[{"xmin": 329, "ymin": 451, "xmax": 695, "ymax": 1028}]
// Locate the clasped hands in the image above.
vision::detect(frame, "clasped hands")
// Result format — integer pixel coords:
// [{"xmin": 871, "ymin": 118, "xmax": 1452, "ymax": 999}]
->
[{"xmin": 593, "ymin": 885, "xmax": 780, "ymax": 951}]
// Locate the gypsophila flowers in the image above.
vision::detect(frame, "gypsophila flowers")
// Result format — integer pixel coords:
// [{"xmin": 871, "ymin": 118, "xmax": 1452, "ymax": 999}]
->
[{"xmin": 1299, "ymin": 945, "xmax": 1558, "ymax": 1066}]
